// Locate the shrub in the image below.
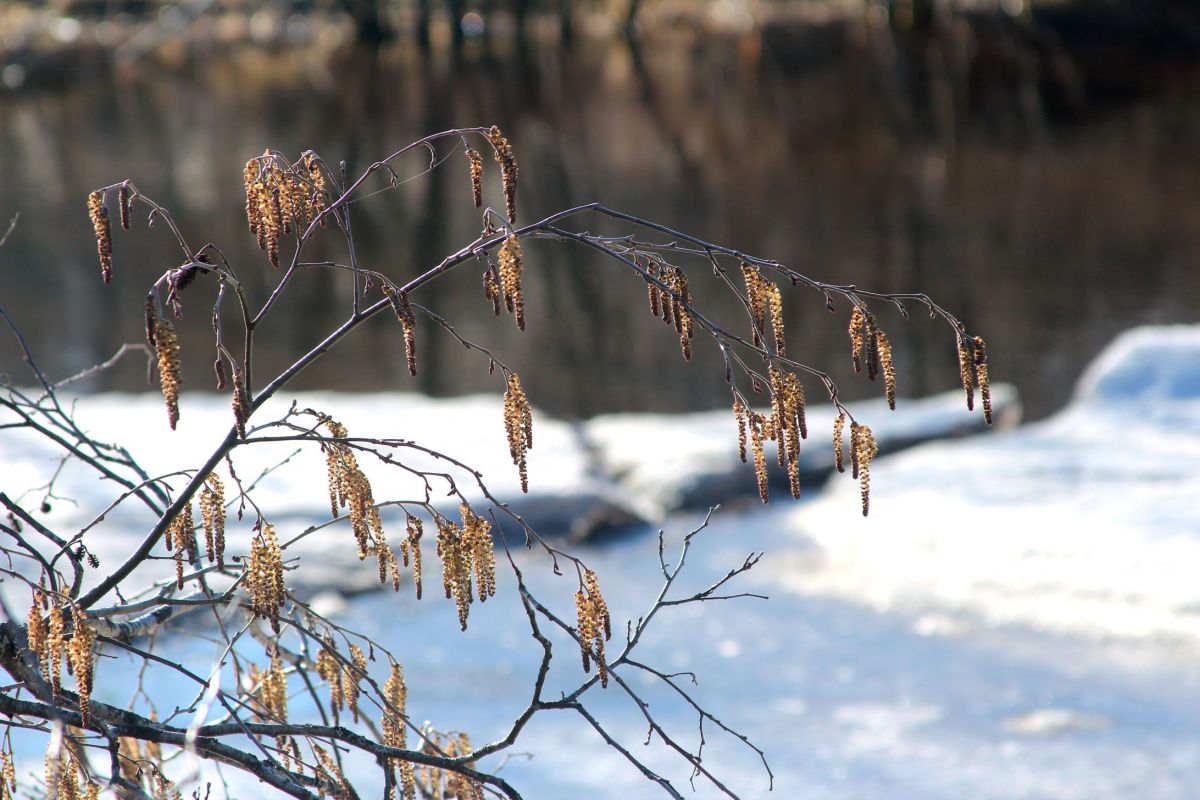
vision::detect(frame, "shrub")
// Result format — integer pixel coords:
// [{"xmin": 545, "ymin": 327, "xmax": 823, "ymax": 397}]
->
[{"xmin": 0, "ymin": 125, "xmax": 990, "ymax": 799}]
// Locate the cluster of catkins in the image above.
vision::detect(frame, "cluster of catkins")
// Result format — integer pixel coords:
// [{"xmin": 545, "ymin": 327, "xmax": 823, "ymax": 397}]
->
[
  {"xmin": 26, "ymin": 586, "xmax": 95, "ymax": 726},
  {"xmin": 575, "ymin": 570, "xmax": 613, "ymax": 688},
  {"xmin": 418, "ymin": 732, "xmax": 484, "ymax": 800},
  {"xmin": 323, "ymin": 418, "xmax": 402, "ymax": 591},
  {"xmin": 644, "ymin": 259, "xmax": 695, "ymax": 360},
  {"xmin": 243, "ymin": 151, "xmax": 328, "ymax": 267},
  {"xmin": 436, "ymin": 504, "xmax": 497, "ymax": 631}
]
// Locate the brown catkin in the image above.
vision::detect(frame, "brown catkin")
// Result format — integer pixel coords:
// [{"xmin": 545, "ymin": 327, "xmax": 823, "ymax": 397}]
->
[
  {"xmin": 244, "ymin": 159, "xmax": 260, "ymax": 233},
  {"xmin": 672, "ymin": 267, "xmax": 694, "ymax": 360},
  {"xmin": 876, "ymin": 329, "xmax": 897, "ymax": 409},
  {"xmin": 384, "ymin": 286, "xmax": 418, "ymax": 376},
  {"xmin": 118, "ymin": 185, "xmax": 131, "ymax": 230},
  {"xmin": 750, "ymin": 412, "xmax": 769, "ymax": 503},
  {"xmin": 466, "ymin": 147, "xmax": 484, "ymax": 208},
  {"xmin": 68, "ymin": 604, "xmax": 95, "ymax": 727},
  {"xmin": 232, "ymin": 367, "xmax": 249, "ymax": 439},
  {"xmin": 974, "ymin": 335, "xmax": 992, "ymax": 425},
  {"xmin": 503, "ymin": 373, "xmax": 533, "ymax": 492},
  {"xmin": 153, "ymin": 318, "xmax": 182, "ymax": 430},
  {"xmin": 482, "ymin": 262, "xmax": 502, "ymax": 315},
  {"xmin": 733, "ymin": 396, "xmax": 749, "ymax": 463},
  {"xmin": 461, "ymin": 504, "xmax": 495, "ymax": 603},
  {"xmin": 575, "ymin": 570, "xmax": 612, "ymax": 687},
  {"xmin": 865, "ymin": 314, "xmax": 880, "ymax": 383},
  {"xmin": 2, "ymin": 749, "xmax": 15, "ymax": 798},
  {"xmin": 956, "ymin": 333, "xmax": 975, "ymax": 411},
  {"xmin": 436, "ymin": 516, "xmax": 473, "ymax": 630},
  {"xmin": 45, "ymin": 601, "xmax": 63, "ymax": 695},
  {"xmin": 315, "ymin": 637, "xmax": 343, "ymax": 719},
  {"xmin": 849, "ymin": 306, "xmax": 867, "ymax": 373},
  {"xmin": 487, "ymin": 125, "xmax": 519, "ymax": 223},
  {"xmin": 305, "ymin": 153, "xmax": 328, "ymax": 226},
  {"xmin": 200, "ymin": 474, "xmax": 226, "ymax": 568},
  {"xmin": 497, "ymin": 235, "xmax": 525, "ymax": 331},
  {"xmin": 833, "ymin": 413, "xmax": 846, "ymax": 473},
  {"xmin": 144, "ymin": 295, "xmax": 157, "ymax": 349},
  {"xmin": 402, "ymin": 514, "xmax": 423, "ymax": 599},
  {"xmin": 768, "ymin": 282, "xmax": 786, "ymax": 357},
  {"xmin": 850, "ymin": 423, "xmax": 878, "ymax": 516},
  {"xmin": 88, "ymin": 191, "xmax": 113, "ymax": 284},
  {"xmin": 382, "ymin": 661, "xmax": 416, "ymax": 800},
  {"xmin": 741, "ymin": 263, "xmax": 768, "ymax": 348},
  {"xmin": 27, "ymin": 586, "xmax": 46, "ymax": 664},
  {"xmin": 249, "ymin": 524, "xmax": 285, "ymax": 633}
]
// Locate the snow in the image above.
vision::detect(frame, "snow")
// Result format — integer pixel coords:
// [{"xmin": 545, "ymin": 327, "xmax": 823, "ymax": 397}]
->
[
  {"xmin": 785, "ymin": 325, "xmax": 1200, "ymax": 644},
  {"xmin": 4, "ymin": 325, "xmax": 1200, "ymax": 798}
]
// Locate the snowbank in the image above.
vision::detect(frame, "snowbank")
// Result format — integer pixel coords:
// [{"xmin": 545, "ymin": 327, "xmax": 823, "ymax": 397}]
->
[
  {"xmin": 587, "ymin": 384, "xmax": 1019, "ymax": 517},
  {"xmin": 783, "ymin": 325, "xmax": 1200, "ymax": 644}
]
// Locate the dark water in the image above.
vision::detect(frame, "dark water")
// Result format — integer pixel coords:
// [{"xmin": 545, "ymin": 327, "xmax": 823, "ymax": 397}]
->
[{"xmin": 2, "ymin": 15, "xmax": 1199, "ymax": 420}]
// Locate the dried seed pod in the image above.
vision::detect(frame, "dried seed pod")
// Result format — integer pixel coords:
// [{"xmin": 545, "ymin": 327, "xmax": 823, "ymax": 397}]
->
[
  {"xmin": 466, "ymin": 147, "xmax": 484, "ymax": 207},
  {"xmin": 487, "ymin": 125, "xmax": 519, "ymax": 223},
  {"xmin": 497, "ymin": 235, "xmax": 525, "ymax": 331},
  {"xmin": 87, "ymin": 191, "xmax": 113, "ymax": 284},
  {"xmin": 153, "ymin": 318, "xmax": 182, "ymax": 430},
  {"xmin": 974, "ymin": 335, "xmax": 993, "ymax": 425}
]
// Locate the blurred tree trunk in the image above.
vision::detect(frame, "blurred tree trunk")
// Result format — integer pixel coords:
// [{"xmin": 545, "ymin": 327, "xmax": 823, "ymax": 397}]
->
[{"xmin": 342, "ymin": 0, "xmax": 393, "ymax": 44}]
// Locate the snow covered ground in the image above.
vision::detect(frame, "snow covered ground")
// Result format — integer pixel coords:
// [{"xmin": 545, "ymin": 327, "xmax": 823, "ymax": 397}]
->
[{"xmin": 4, "ymin": 325, "xmax": 1200, "ymax": 798}]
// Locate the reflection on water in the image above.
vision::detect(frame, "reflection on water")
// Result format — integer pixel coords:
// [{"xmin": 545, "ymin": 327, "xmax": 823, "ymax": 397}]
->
[{"xmin": 1, "ymin": 15, "xmax": 1199, "ymax": 420}]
